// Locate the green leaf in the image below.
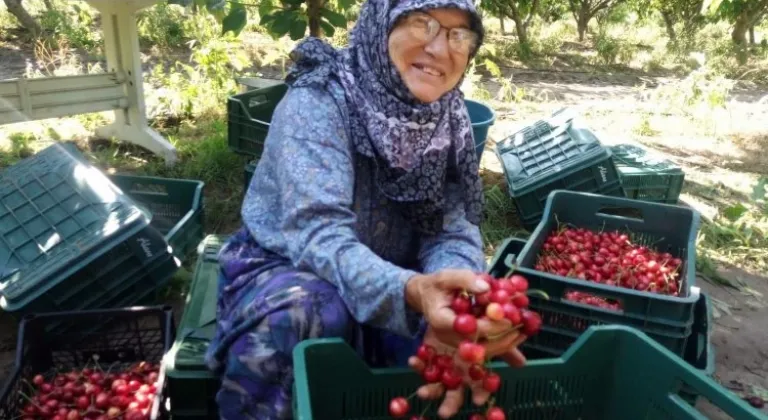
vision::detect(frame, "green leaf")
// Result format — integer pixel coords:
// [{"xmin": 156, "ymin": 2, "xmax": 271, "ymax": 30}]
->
[
  {"xmin": 338, "ymin": 0, "xmax": 356, "ymax": 10},
  {"xmin": 222, "ymin": 3, "xmax": 248, "ymax": 36},
  {"xmin": 259, "ymin": 0, "xmax": 277, "ymax": 16},
  {"xmin": 289, "ymin": 18, "xmax": 308, "ymax": 40},
  {"xmin": 270, "ymin": 11, "xmax": 295, "ymax": 37},
  {"xmin": 283, "ymin": 0, "xmax": 305, "ymax": 6},
  {"xmin": 320, "ymin": 8, "xmax": 347, "ymax": 27},
  {"xmin": 319, "ymin": 19, "xmax": 336, "ymax": 37},
  {"xmin": 206, "ymin": 0, "xmax": 226, "ymax": 11},
  {"xmin": 723, "ymin": 203, "xmax": 748, "ymax": 221},
  {"xmin": 483, "ymin": 58, "xmax": 502, "ymax": 78}
]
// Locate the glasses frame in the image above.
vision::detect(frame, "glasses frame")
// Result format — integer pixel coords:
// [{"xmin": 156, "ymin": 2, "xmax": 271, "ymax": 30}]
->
[{"xmin": 400, "ymin": 11, "xmax": 479, "ymax": 55}]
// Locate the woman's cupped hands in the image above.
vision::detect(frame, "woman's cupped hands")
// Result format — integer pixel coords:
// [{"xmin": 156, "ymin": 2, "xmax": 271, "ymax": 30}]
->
[{"xmin": 405, "ymin": 270, "xmax": 528, "ymax": 419}]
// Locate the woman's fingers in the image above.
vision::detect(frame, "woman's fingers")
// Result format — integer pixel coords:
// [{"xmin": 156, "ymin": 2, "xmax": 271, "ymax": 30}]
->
[
  {"xmin": 479, "ymin": 329, "xmax": 522, "ymax": 357},
  {"xmin": 416, "ymin": 382, "xmax": 444, "ymax": 400},
  {"xmin": 469, "ymin": 380, "xmax": 491, "ymax": 406},
  {"xmin": 408, "ymin": 356, "xmax": 425, "ymax": 373},
  {"xmin": 437, "ymin": 388, "xmax": 465, "ymax": 419},
  {"xmin": 500, "ymin": 347, "xmax": 527, "ymax": 367},
  {"xmin": 476, "ymin": 317, "xmax": 514, "ymax": 337}
]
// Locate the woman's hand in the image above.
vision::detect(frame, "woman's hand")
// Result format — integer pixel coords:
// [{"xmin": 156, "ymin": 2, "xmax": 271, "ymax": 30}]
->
[
  {"xmin": 407, "ymin": 327, "xmax": 527, "ymax": 419},
  {"xmin": 405, "ymin": 269, "xmax": 513, "ymax": 346}
]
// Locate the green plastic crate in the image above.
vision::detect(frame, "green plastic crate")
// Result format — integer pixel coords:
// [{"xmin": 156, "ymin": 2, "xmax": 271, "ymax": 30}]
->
[
  {"xmin": 0, "ymin": 143, "xmax": 177, "ymax": 315},
  {"xmin": 163, "ymin": 234, "xmax": 226, "ymax": 418},
  {"xmin": 507, "ymin": 190, "xmax": 701, "ymax": 356},
  {"xmin": 611, "ymin": 143, "xmax": 685, "ymax": 204},
  {"xmin": 228, "ymin": 83, "xmax": 289, "ymax": 157},
  {"xmin": 109, "ymin": 174, "xmax": 205, "ymax": 259},
  {"xmin": 680, "ymin": 293, "xmax": 715, "ymax": 406},
  {"xmin": 292, "ymin": 325, "xmax": 763, "ymax": 420},
  {"xmin": 495, "ymin": 112, "xmax": 624, "ymax": 231}
]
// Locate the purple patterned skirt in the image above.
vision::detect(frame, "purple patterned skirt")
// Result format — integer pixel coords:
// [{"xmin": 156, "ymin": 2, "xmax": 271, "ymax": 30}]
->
[{"xmin": 205, "ymin": 228, "xmax": 424, "ymax": 419}]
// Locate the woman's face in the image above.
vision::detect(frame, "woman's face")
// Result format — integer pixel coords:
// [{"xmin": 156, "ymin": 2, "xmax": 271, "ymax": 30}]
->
[{"xmin": 388, "ymin": 8, "xmax": 477, "ymax": 103}]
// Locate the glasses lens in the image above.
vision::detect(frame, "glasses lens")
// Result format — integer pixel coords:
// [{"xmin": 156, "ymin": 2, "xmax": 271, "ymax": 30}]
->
[
  {"xmin": 407, "ymin": 13, "xmax": 438, "ymax": 42},
  {"xmin": 449, "ymin": 28, "xmax": 477, "ymax": 54}
]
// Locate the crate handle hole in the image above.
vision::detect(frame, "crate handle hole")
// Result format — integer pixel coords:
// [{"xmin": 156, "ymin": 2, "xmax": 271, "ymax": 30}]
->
[
  {"xmin": 248, "ymin": 96, "xmax": 268, "ymax": 107},
  {"xmin": 596, "ymin": 206, "xmax": 643, "ymax": 222},
  {"xmin": 562, "ymin": 288, "xmax": 624, "ymax": 313}
]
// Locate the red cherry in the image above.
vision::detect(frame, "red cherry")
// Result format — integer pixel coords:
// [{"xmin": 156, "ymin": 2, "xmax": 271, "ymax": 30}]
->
[
  {"xmin": 416, "ymin": 344, "xmax": 436, "ymax": 363},
  {"xmin": 33, "ymin": 374, "xmax": 45, "ymax": 386},
  {"xmin": 468, "ymin": 364, "xmax": 486, "ymax": 381},
  {"xmin": 423, "ymin": 364, "xmax": 442, "ymax": 383},
  {"xmin": 458, "ymin": 341, "xmax": 486, "ymax": 364},
  {"xmin": 490, "ymin": 289, "xmax": 511, "ymax": 304},
  {"xmin": 435, "ymin": 355, "xmax": 453, "ymax": 370},
  {"xmin": 487, "ymin": 406, "xmax": 506, "ymax": 420},
  {"xmin": 502, "ymin": 303, "xmax": 521, "ymax": 324},
  {"xmin": 521, "ymin": 310, "xmax": 542, "ymax": 336},
  {"xmin": 441, "ymin": 367, "xmax": 463, "ymax": 390},
  {"xmin": 470, "ymin": 414, "xmax": 486, "ymax": 420},
  {"xmin": 389, "ymin": 396, "xmax": 410, "ymax": 418},
  {"xmin": 451, "ymin": 295, "xmax": 472, "ymax": 314},
  {"xmin": 453, "ymin": 314, "xmax": 478, "ymax": 336},
  {"xmin": 511, "ymin": 293, "xmax": 529, "ymax": 308},
  {"xmin": 482, "ymin": 372, "xmax": 501, "ymax": 392},
  {"xmin": 485, "ymin": 303, "xmax": 505, "ymax": 321},
  {"xmin": 509, "ymin": 275, "xmax": 528, "ymax": 292}
]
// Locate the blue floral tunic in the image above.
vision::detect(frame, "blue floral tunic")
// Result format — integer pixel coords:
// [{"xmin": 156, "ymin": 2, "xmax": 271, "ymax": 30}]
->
[{"xmin": 204, "ymin": 83, "xmax": 486, "ymax": 419}]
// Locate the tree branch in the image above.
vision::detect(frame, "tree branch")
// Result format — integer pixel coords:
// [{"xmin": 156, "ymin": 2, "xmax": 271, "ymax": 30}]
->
[{"xmin": 524, "ymin": 0, "xmax": 540, "ymax": 27}]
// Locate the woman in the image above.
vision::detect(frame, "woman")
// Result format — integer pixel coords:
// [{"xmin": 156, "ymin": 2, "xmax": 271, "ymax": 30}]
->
[{"xmin": 206, "ymin": 0, "xmax": 527, "ymax": 418}]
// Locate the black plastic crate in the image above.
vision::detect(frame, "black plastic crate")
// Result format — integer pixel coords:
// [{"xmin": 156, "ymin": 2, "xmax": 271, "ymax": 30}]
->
[
  {"xmin": 0, "ymin": 306, "xmax": 176, "ymax": 419},
  {"xmin": 495, "ymin": 111, "xmax": 624, "ymax": 230},
  {"xmin": 244, "ymin": 160, "xmax": 257, "ymax": 192},
  {"xmin": 227, "ymin": 83, "xmax": 288, "ymax": 157}
]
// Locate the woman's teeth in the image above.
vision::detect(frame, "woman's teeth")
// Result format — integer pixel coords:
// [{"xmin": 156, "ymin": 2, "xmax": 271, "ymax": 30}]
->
[{"xmin": 415, "ymin": 64, "xmax": 442, "ymax": 77}]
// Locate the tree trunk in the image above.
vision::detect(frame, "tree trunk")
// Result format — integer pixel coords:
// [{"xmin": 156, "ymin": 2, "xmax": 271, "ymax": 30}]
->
[
  {"xmin": 731, "ymin": 12, "xmax": 750, "ymax": 45},
  {"xmin": 511, "ymin": 14, "xmax": 528, "ymax": 45},
  {"xmin": 577, "ymin": 10, "xmax": 590, "ymax": 41},
  {"xmin": 499, "ymin": 16, "xmax": 506, "ymax": 35},
  {"xmin": 661, "ymin": 10, "xmax": 676, "ymax": 41},
  {"xmin": 307, "ymin": 0, "xmax": 322, "ymax": 37},
  {"xmin": 3, "ymin": 0, "xmax": 42, "ymax": 37},
  {"xmin": 42, "ymin": 0, "xmax": 53, "ymax": 10},
  {"xmin": 749, "ymin": 25, "xmax": 756, "ymax": 45}
]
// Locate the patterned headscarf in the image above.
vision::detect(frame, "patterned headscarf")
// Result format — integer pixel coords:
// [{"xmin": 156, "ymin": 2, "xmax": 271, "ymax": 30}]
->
[{"xmin": 285, "ymin": 0, "xmax": 485, "ymax": 234}]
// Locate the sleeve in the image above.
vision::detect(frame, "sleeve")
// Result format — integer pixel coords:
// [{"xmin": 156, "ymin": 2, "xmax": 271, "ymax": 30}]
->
[
  {"xmin": 245, "ymin": 86, "xmax": 423, "ymax": 338},
  {"xmin": 417, "ymin": 182, "xmax": 486, "ymax": 274}
]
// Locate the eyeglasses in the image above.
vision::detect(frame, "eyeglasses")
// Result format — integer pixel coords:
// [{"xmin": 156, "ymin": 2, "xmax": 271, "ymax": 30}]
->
[{"xmin": 401, "ymin": 12, "xmax": 479, "ymax": 55}]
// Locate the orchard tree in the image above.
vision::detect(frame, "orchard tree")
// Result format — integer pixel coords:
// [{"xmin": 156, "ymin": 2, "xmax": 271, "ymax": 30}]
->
[
  {"xmin": 168, "ymin": 0, "xmax": 356, "ymax": 39},
  {"xmin": 480, "ymin": 0, "xmax": 540, "ymax": 45},
  {"xmin": 646, "ymin": 0, "xmax": 706, "ymax": 42},
  {"xmin": 710, "ymin": 0, "xmax": 768, "ymax": 45},
  {"xmin": 3, "ymin": 0, "xmax": 42, "ymax": 37},
  {"xmin": 567, "ymin": 0, "xmax": 627, "ymax": 41}
]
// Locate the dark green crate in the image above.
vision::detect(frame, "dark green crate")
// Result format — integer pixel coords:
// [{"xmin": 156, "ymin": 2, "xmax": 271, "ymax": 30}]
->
[
  {"xmin": 0, "ymin": 143, "xmax": 166, "ymax": 314},
  {"xmin": 495, "ymin": 114, "xmax": 624, "ymax": 231},
  {"xmin": 163, "ymin": 234, "xmax": 226, "ymax": 418},
  {"xmin": 244, "ymin": 160, "xmax": 257, "ymax": 191},
  {"xmin": 504, "ymin": 190, "xmax": 702, "ymax": 355},
  {"xmin": 109, "ymin": 174, "xmax": 205, "ymax": 259},
  {"xmin": 227, "ymin": 83, "xmax": 289, "ymax": 157},
  {"xmin": 292, "ymin": 325, "xmax": 763, "ymax": 420},
  {"xmin": 611, "ymin": 143, "xmax": 685, "ymax": 204},
  {"xmin": 680, "ymin": 293, "xmax": 715, "ymax": 406}
]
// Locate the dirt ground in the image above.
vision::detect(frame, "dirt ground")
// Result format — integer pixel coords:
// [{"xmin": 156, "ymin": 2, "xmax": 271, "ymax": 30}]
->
[{"xmin": 1, "ymin": 38, "xmax": 767, "ymax": 418}]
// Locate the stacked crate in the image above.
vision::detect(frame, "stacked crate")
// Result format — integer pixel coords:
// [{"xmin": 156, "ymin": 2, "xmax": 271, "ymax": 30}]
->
[
  {"xmin": 610, "ymin": 143, "xmax": 685, "ymax": 204},
  {"xmin": 494, "ymin": 110, "xmax": 624, "ymax": 231}
]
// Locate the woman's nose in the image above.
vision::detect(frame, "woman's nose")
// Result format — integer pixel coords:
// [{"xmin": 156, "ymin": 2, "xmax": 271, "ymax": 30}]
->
[{"xmin": 424, "ymin": 29, "xmax": 450, "ymax": 58}]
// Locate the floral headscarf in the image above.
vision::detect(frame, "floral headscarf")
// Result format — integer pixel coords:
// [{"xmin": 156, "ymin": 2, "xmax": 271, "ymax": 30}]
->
[{"xmin": 285, "ymin": 0, "xmax": 485, "ymax": 234}]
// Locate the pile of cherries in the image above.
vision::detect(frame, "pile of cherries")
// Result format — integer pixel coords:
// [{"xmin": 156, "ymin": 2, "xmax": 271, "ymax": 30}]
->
[
  {"xmin": 388, "ymin": 273, "xmax": 544, "ymax": 420},
  {"xmin": 535, "ymin": 226, "xmax": 685, "ymax": 309},
  {"xmin": 16, "ymin": 361, "xmax": 160, "ymax": 419}
]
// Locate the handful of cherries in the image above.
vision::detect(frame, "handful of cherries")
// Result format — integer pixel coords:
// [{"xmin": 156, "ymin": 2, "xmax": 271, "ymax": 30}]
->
[{"xmin": 389, "ymin": 272, "xmax": 545, "ymax": 419}]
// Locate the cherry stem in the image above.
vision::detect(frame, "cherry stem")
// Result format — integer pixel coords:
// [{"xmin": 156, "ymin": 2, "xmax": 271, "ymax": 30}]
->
[
  {"xmin": 17, "ymin": 390, "xmax": 43, "ymax": 408},
  {"xmin": 486, "ymin": 325, "xmax": 522, "ymax": 341},
  {"xmin": 420, "ymin": 400, "xmax": 433, "ymax": 417}
]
